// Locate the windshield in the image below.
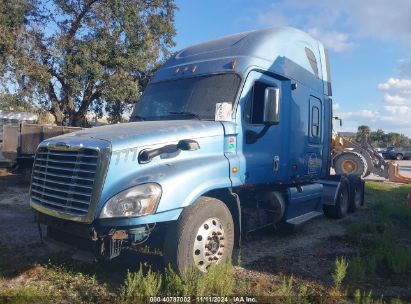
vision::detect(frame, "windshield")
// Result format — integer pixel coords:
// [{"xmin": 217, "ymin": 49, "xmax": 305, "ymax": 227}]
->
[{"xmin": 130, "ymin": 73, "xmax": 241, "ymax": 121}]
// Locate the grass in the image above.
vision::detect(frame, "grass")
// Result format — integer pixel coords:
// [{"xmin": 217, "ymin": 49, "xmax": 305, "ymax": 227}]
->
[
  {"xmin": 119, "ymin": 261, "xmax": 236, "ymax": 302},
  {"xmin": 331, "ymin": 257, "xmax": 349, "ymax": 296},
  {"xmin": 0, "ymin": 262, "xmax": 114, "ymax": 303},
  {"xmin": 347, "ymin": 182, "xmax": 411, "ymax": 280},
  {"xmin": 1, "ymin": 181, "xmax": 411, "ymax": 303}
]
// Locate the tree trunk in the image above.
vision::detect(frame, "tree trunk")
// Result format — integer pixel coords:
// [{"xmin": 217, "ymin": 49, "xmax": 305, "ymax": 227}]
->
[
  {"xmin": 47, "ymin": 82, "xmax": 64, "ymax": 125},
  {"xmin": 70, "ymin": 112, "xmax": 87, "ymax": 127},
  {"xmin": 51, "ymin": 108, "xmax": 64, "ymax": 125}
]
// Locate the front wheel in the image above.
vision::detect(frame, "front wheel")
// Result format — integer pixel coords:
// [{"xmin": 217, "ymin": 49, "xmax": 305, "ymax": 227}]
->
[{"xmin": 163, "ymin": 197, "xmax": 234, "ymax": 274}]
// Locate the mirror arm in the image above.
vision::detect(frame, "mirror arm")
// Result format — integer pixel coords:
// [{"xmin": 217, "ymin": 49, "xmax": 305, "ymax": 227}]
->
[{"xmin": 246, "ymin": 124, "xmax": 273, "ymax": 144}]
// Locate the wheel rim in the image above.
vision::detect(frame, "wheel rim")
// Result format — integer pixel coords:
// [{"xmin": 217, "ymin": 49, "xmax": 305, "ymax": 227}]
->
[
  {"xmin": 193, "ymin": 218, "xmax": 225, "ymax": 272},
  {"xmin": 342, "ymin": 160, "xmax": 358, "ymax": 173}
]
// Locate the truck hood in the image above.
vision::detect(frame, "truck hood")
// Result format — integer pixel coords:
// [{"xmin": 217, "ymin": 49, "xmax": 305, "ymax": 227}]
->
[{"xmin": 54, "ymin": 120, "xmax": 225, "ymax": 150}]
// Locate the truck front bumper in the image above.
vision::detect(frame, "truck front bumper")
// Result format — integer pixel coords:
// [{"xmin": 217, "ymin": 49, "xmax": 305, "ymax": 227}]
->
[{"xmin": 36, "ymin": 209, "xmax": 181, "ymax": 260}]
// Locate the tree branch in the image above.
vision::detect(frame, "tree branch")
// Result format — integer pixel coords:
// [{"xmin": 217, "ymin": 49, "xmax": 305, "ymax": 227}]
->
[{"xmin": 67, "ymin": 0, "xmax": 99, "ymax": 46}]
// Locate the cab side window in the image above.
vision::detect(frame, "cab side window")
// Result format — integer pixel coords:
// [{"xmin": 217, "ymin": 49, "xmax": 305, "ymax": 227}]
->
[
  {"xmin": 245, "ymin": 81, "xmax": 270, "ymax": 124},
  {"xmin": 311, "ymin": 106, "xmax": 320, "ymax": 137}
]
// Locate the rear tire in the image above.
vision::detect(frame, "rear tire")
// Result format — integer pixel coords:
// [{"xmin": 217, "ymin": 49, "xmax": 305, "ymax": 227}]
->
[
  {"xmin": 396, "ymin": 154, "xmax": 404, "ymax": 160},
  {"xmin": 163, "ymin": 197, "xmax": 234, "ymax": 275},
  {"xmin": 347, "ymin": 175, "xmax": 365, "ymax": 212},
  {"xmin": 334, "ymin": 152, "xmax": 368, "ymax": 177},
  {"xmin": 323, "ymin": 177, "xmax": 350, "ymax": 219}
]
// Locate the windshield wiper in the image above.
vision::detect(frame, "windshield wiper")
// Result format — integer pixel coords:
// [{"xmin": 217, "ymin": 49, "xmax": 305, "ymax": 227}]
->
[{"xmin": 168, "ymin": 111, "xmax": 201, "ymax": 120}]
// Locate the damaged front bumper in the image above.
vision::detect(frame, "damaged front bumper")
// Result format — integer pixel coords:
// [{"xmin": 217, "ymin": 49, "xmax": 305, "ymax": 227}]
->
[{"xmin": 36, "ymin": 212, "xmax": 153, "ymax": 260}]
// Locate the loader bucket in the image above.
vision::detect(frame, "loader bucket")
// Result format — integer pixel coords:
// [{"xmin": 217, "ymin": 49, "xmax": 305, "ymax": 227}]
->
[{"xmin": 388, "ymin": 161, "xmax": 411, "ymax": 184}]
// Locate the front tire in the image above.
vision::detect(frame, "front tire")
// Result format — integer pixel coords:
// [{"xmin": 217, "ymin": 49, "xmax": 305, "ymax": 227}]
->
[{"xmin": 163, "ymin": 197, "xmax": 234, "ymax": 274}]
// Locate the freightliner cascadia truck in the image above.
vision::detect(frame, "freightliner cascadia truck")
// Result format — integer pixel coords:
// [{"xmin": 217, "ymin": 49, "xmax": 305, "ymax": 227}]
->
[{"xmin": 30, "ymin": 27, "xmax": 364, "ymax": 274}]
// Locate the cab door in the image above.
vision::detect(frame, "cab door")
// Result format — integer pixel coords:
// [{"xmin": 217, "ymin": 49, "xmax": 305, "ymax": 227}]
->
[{"xmin": 240, "ymin": 71, "xmax": 290, "ymax": 185}]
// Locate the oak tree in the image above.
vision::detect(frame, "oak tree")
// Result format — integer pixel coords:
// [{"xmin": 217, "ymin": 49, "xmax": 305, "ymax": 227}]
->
[{"xmin": 1, "ymin": 0, "xmax": 176, "ymax": 126}]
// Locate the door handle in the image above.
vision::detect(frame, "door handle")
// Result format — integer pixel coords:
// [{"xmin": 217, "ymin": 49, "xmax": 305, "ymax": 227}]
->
[{"xmin": 273, "ymin": 155, "xmax": 280, "ymax": 172}]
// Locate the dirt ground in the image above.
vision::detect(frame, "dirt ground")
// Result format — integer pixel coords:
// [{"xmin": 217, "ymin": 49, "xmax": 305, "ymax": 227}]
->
[{"xmin": 0, "ymin": 168, "xmax": 410, "ymax": 300}]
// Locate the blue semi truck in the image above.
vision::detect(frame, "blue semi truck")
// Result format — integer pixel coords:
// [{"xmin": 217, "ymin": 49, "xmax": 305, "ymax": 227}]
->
[{"xmin": 30, "ymin": 27, "xmax": 364, "ymax": 273}]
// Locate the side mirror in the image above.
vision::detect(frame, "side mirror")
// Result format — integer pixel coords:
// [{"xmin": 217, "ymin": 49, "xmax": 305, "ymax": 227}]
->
[{"xmin": 263, "ymin": 87, "xmax": 280, "ymax": 124}]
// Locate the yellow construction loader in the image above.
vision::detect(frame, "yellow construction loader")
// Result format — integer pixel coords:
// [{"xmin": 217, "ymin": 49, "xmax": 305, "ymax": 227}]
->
[{"xmin": 331, "ymin": 133, "xmax": 411, "ymax": 184}]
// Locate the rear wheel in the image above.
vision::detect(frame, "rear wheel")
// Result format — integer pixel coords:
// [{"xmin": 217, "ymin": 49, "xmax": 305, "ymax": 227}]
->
[
  {"xmin": 347, "ymin": 175, "xmax": 365, "ymax": 212},
  {"xmin": 396, "ymin": 154, "xmax": 404, "ymax": 160},
  {"xmin": 323, "ymin": 177, "xmax": 350, "ymax": 219},
  {"xmin": 163, "ymin": 197, "xmax": 234, "ymax": 274},
  {"xmin": 334, "ymin": 152, "xmax": 368, "ymax": 177}
]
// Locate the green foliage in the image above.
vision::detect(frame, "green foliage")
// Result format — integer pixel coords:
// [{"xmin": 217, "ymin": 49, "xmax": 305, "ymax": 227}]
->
[
  {"xmin": 0, "ymin": 92, "xmax": 37, "ymax": 111},
  {"xmin": 119, "ymin": 261, "xmax": 235, "ymax": 303},
  {"xmin": 354, "ymin": 125, "xmax": 410, "ymax": 147},
  {"xmin": 0, "ymin": 262, "xmax": 113, "ymax": 303},
  {"xmin": 120, "ymin": 266, "xmax": 162, "ymax": 302},
  {"xmin": 277, "ymin": 275, "xmax": 294, "ymax": 304},
  {"xmin": 348, "ymin": 182, "xmax": 411, "ymax": 279},
  {"xmin": 333, "ymin": 257, "xmax": 348, "ymax": 292},
  {"xmin": 0, "ymin": 0, "xmax": 176, "ymax": 126},
  {"xmin": 0, "ymin": 0, "xmax": 27, "ymax": 69},
  {"xmin": 349, "ymin": 254, "xmax": 367, "ymax": 279},
  {"xmin": 356, "ymin": 125, "xmax": 371, "ymax": 143},
  {"xmin": 354, "ymin": 289, "xmax": 375, "ymax": 304},
  {"xmin": 196, "ymin": 262, "xmax": 234, "ymax": 296}
]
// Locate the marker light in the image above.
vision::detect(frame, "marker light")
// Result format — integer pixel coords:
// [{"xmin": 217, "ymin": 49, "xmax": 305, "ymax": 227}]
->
[
  {"xmin": 232, "ymin": 167, "xmax": 238, "ymax": 173},
  {"xmin": 192, "ymin": 65, "xmax": 197, "ymax": 73}
]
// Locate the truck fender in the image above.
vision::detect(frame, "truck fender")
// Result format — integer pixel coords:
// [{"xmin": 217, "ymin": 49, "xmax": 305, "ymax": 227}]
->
[{"xmin": 201, "ymin": 188, "xmax": 242, "ymax": 248}]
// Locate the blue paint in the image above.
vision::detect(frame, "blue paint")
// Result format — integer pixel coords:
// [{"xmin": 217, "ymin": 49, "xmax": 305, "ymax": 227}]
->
[{"xmin": 31, "ymin": 27, "xmax": 343, "ymax": 238}]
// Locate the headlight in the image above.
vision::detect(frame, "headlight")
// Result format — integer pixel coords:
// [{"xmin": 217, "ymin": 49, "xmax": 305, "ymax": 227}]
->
[{"xmin": 100, "ymin": 183, "xmax": 162, "ymax": 218}]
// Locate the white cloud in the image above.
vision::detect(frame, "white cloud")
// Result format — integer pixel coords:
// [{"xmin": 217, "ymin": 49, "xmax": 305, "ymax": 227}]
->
[
  {"xmin": 384, "ymin": 105, "xmax": 411, "ymax": 115},
  {"xmin": 335, "ymin": 105, "xmax": 411, "ymax": 136},
  {"xmin": 383, "ymin": 93, "xmax": 411, "ymax": 105},
  {"xmin": 255, "ymin": 0, "xmax": 411, "ymax": 52},
  {"xmin": 307, "ymin": 28, "xmax": 355, "ymax": 52},
  {"xmin": 339, "ymin": 109, "xmax": 377, "ymax": 119},
  {"xmin": 378, "ymin": 78, "xmax": 411, "ymax": 91},
  {"xmin": 377, "ymin": 77, "xmax": 411, "ymax": 106},
  {"xmin": 344, "ymin": 0, "xmax": 411, "ymax": 48}
]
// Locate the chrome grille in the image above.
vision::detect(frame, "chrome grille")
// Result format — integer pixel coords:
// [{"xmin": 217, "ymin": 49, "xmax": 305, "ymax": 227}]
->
[{"xmin": 30, "ymin": 147, "xmax": 99, "ymax": 216}]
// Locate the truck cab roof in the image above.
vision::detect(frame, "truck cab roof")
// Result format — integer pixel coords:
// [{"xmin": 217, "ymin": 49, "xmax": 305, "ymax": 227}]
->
[{"xmin": 153, "ymin": 26, "xmax": 332, "ymax": 96}]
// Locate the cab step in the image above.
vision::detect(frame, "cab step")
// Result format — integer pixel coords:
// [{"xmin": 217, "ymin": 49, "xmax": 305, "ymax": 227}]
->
[{"xmin": 286, "ymin": 211, "xmax": 322, "ymax": 226}]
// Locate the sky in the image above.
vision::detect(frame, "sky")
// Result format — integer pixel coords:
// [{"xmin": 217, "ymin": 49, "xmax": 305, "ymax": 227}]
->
[{"xmin": 173, "ymin": 0, "xmax": 411, "ymax": 136}]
